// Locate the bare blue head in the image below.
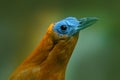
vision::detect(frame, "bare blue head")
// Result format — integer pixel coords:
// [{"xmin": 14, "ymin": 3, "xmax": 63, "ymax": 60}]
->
[{"xmin": 53, "ymin": 17, "xmax": 98, "ymax": 36}]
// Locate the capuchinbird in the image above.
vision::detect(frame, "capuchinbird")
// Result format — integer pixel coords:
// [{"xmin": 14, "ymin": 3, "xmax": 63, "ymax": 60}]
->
[{"xmin": 10, "ymin": 17, "xmax": 98, "ymax": 80}]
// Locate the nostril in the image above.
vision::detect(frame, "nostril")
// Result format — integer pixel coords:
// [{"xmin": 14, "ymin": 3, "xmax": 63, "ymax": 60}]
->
[{"xmin": 79, "ymin": 21, "xmax": 83, "ymax": 24}]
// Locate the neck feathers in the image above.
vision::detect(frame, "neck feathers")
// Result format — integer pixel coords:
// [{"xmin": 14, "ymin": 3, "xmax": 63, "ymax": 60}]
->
[{"xmin": 10, "ymin": 24, "xmax": 79, "ymax": 80}]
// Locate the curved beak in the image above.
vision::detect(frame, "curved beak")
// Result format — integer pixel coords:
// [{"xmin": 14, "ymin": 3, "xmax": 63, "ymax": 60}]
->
[{"xmin": 78, "ymin": 17, "xmax": 98, "ymax": 30}]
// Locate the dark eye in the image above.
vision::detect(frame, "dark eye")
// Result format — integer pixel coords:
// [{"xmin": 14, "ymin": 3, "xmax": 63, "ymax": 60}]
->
[{"xmin": 60, "ymin": 25, "xmax": 67, "ymax": 30}]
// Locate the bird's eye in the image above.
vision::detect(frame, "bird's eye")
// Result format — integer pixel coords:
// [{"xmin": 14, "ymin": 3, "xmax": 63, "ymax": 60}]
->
[{"xmin": 60, "ymin": 25, "xmax": 67, "ymax": 30}]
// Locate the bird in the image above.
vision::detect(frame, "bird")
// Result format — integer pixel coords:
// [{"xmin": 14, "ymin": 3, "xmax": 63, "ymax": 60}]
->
[{"xmin": 9, "ymin": 17, "xmax": 98, "ymax": 80}]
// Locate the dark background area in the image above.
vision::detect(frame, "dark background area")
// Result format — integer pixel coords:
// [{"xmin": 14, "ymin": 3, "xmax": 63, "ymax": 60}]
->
[{"xmin": 0, "ymin": 0, "xmax": 120, "ymax": 80}]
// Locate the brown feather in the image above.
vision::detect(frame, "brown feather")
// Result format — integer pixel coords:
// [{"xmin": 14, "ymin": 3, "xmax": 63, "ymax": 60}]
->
[{"xmin": 10, "ymin": 23, "xmax": 79, "ymax": 80}]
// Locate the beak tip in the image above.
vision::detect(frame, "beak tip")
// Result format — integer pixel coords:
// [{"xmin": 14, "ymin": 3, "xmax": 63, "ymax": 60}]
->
[
  {"xmin": 93, "ymin": 17, "xmax": 99, "ymax": 21},
  {"xmin": 87, "ymin": 17, "xmax": 99, "ymax": 21}
]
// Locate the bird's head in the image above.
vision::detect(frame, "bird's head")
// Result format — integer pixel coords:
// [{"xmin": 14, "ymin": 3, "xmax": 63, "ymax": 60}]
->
[
  {"xmin": 42, "ymin": 17, "xmax": 98, "ymax": 66},
  {"xmin": 47, "ymin": 17, "xmax": 98, "ymax": 41}
]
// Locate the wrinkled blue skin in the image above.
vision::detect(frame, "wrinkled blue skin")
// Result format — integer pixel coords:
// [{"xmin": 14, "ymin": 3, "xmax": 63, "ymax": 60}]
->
[{"xmin": 53, "ymin": 17, "xmax": 98, "ymax": 36}]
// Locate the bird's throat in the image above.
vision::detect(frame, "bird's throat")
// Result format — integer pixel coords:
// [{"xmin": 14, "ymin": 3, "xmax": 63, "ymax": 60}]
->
[
  {"xmin": 36, "ymin": 33, "xmax": 79, "ymax": 80},
  {"xmin": 40, "ymin": 34, "xmax": 79, "ymax": 73}
]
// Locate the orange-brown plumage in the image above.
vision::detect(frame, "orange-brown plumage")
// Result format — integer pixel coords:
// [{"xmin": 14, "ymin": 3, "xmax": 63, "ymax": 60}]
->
[{"xmin": 10, "ymin": 17, "xmax": 98, "ymax": 80}]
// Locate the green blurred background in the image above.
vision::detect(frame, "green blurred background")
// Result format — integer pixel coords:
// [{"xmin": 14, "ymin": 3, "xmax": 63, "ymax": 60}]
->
[{"xmin": 0, "ymin": 0, "xmax": 120, "ymax": 80}]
